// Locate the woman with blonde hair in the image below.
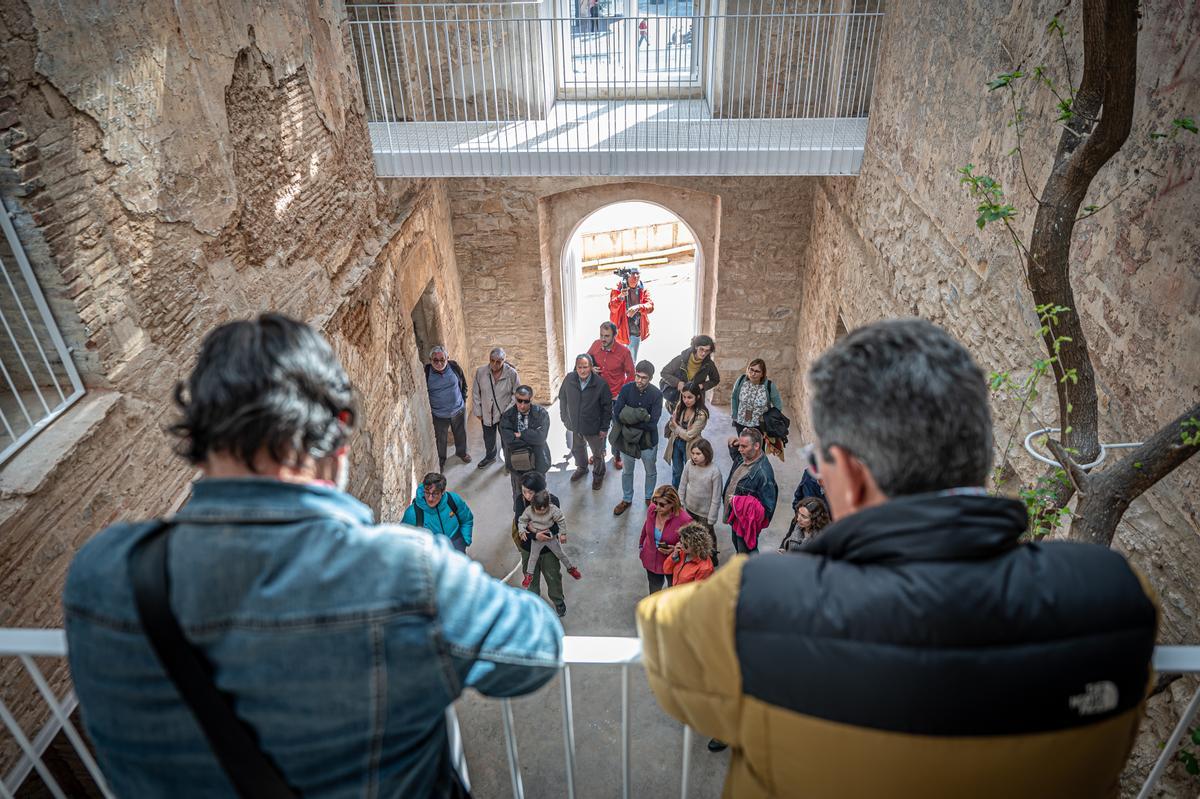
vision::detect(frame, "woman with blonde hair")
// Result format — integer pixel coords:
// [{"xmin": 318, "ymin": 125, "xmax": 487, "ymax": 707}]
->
[
  {"xmin": 664, "ymin": 522, "xmax": 715, "ymax": 586},
  {"xmin": 638, "ymin": 485, "xmax": 693, "ymax": 593}
]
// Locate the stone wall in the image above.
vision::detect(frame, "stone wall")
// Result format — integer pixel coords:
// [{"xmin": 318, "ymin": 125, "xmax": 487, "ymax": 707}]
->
[
  {"xmin": 0, "ymin": 0, "xmax": 461, "ymax": 770},
  {"xmin": 792, "ymin": 1, "xmax": 1199, "ymax": 793},
  {"xmin": 447, "ymin": 176, "xmax": 816, "ymax": 411}
]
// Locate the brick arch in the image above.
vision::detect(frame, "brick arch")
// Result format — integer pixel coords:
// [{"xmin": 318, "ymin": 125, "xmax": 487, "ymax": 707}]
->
[{"xmin": 539, "ymin": 182, "xmax": 720, "ymax": 392}]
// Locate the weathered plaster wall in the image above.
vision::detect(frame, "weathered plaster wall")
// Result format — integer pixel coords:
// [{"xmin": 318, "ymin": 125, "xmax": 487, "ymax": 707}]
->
[
  {"xmin": 792, "ymin": 1, "xmax": 1199, "ymax": 793},
  {"xmin": 0, "ymin": 0, "xmax": 461, "ymax": 767},
  {"xmin": 447, "ymin": 176, "xmax": 815, "ymax": 410}
]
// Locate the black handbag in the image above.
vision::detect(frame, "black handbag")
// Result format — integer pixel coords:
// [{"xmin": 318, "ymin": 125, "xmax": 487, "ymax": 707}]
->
[{"xmin": 130, "ymin": 520, "xmax": 473, "ymax": 799}]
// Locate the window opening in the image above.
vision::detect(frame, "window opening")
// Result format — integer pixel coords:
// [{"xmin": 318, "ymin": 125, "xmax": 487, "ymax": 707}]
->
[{"xmin": 0, "ymin": 196, "xmax": 85, "ymax": 466}]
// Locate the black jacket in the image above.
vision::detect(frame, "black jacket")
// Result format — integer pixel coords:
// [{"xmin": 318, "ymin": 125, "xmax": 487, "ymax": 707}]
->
[
  {"xmin": 637, "ymin": 492, "xmax": 1159, "ymax": 798},
  {"xmin": 558, "ymin": 374, "xmax": 613, "ymax": 436},
  {"xmin": 499, "ymin": 403, "xmax": 551, "ymax": 473},
  {"xmin": 660, "ymin": 347, "xmax": 720, "ymax": 400}
]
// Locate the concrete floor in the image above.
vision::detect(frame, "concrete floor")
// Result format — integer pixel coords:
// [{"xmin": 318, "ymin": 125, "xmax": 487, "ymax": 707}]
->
[{"xmin": 436, "ymin": 392, "xmax": 809, "ymax": 798}]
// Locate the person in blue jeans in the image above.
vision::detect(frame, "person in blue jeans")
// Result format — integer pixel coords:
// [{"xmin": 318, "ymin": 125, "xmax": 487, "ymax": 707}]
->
[
  {"xmin": 64, "ymin": 313, "xmax": 563, "ymax": 799},
  {"xmin": 662, "ymin": 382, "xmax": 709, "ymax": 488},
  {"xmin": 612, "ymin": 360, "xmax": 663, "ymax": 515},
  {"xmin": 401, "ymin": 471, "xmax": 474, "ymax": 553}
]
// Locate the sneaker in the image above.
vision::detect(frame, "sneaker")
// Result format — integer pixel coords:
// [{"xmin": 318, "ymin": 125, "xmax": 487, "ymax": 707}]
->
[
  {"xmin": 477, "ymin": 455, "xmax": 496, "ymax": 469},
  {"xmin": 613, "ymin": 500, "xmax": 632, "ymax": 516},
  {"xmin": 707, "ymin": 738, "xmax": 728, "ymax": 752},
  {"xmin": 614, "ymin": 455, "xmax": 623, "ymax": 470},
  {"xmin": 592, "ymin": 474, "xmax": 603, "ymax": 490},
  {"xmin": 555, "ymin": 601, "xmax": 567, "ymax": 617},
  {"xmin": 567, "ymin": 567, "xmax": 582, "ymax": 580},
  {"xmin": 570, "ymin": 466, "xmax": 589, "ymax": 482},
  {"xmin": 460, "ymin": 453, "xmax": 472, "ymax": 464},
  {"xmin": 521, "ymin": 573, "xmax": 533, "ymax": 588}
]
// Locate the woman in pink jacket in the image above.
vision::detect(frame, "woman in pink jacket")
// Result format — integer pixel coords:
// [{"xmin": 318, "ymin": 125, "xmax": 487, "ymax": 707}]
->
[{"xmin": 639, "ymin": 485, "xmax": 693, "ymax": 593}]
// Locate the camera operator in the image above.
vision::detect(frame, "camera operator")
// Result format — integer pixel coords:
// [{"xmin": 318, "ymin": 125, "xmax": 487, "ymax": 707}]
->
[{"xmin": 607, "ymin": 267, "xmax": 655, "ymax": 361}]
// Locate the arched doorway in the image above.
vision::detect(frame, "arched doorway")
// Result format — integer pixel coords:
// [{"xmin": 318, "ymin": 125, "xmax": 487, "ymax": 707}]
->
[{"xmin": 561, "ymin": 201, "xmax": 701, "ymax": 377}]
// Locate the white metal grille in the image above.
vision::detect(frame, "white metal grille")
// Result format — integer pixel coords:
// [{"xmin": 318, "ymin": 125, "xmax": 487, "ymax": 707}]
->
[
  {"xmin": 0, "ymin": 196, "xmax": 85, "ymax": 467},
  {"xmin": 347, "ymin": 0, "xmax": 885, "ymax": 176}
]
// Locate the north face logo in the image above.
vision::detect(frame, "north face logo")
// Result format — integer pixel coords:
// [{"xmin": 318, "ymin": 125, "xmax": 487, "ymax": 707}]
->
[{"xmin": 1068, "ymin": 681, "xmax": 1119, "ymax": 715}]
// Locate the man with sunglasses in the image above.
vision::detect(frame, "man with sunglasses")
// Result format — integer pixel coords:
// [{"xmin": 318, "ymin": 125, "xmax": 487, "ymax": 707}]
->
[
  {"xmin": 637, "ymin": 318, "xmax": 1158, "ymax": 798},
  {"xmin": 500, "ymin": 385, "xmax": 551, "ymax": 503}
]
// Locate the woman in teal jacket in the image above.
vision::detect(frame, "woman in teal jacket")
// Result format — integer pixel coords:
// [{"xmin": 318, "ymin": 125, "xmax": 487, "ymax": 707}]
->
[{"xmin": 401, "ymin": 472, "xmax": 475, "ymax": 553}]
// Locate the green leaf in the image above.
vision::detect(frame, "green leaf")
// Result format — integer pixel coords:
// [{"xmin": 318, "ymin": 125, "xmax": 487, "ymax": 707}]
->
[
  {"xmin": 987, "ymin": 71, "xmax": 1024, "ymax": 91},
  {"xmin": 1134, "ymin": 462, "xmax": 1143, "ymax": 469},
  {"xmin": 1046, "ymin": 16, "xmax": 1064, "ymax": 35},
  {"xmin": 1056, "ymin": 98, "xmax": 1074, "ymax": 122},
  {"xmin": 1173, "ymin": 117, "xmax": 1198, "ymax": 135},
  {"xmin": 1190, "ymin": 726, "xmax": 1200, "ymax": 745}
]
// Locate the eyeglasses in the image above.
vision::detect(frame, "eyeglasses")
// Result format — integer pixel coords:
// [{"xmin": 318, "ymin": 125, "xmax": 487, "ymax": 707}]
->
[{"xmin": 804, "ymin": 444, "xmax": 822, "ymax": 479}]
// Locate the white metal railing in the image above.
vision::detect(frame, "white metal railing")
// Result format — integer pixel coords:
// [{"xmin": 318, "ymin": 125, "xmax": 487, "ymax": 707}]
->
[
  {"xmin": 0, "ymin": 196, "xmax": 85, "ymax": 467},
  {"xmin": 4, "ymin": 632, "xmax": 1195, "ymax": 797},
  {"xmin": 346, "ymin": 0, "xmax": 885, "ymax": 176}
]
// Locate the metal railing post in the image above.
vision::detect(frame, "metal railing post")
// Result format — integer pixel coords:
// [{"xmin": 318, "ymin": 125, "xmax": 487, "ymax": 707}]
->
[
  {"xmin": 680, "ymin": 723, "xmax": 693, "ymax": 798},
  {"xmin": 621, "ymin": 662, "xmax": 631, "ymax": 799},
  {"xmin": 561, "ymin": 665, "xmax": 577, "ymax": 799},
  {"xmin": 500, "ymin": 698, "xmax": 525, "ymax": 799}
]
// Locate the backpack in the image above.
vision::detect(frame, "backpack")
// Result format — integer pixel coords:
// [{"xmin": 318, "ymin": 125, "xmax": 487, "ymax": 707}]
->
[
  {"xmin": 760, "ymin": 380, "xmax": 790, "ymax": 444},
  {"xmin": 412, "ymin": 494, "xmax": 461, "ymax": 538}
]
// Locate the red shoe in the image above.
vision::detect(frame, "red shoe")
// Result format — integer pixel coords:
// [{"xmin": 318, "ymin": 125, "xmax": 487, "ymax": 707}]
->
[
  {"xmin": 614, "ymin": 455, "xmax": 623, "ymax": 470},
  {"xmin": 567, "ymin": 567, "xmax": 582, "ymax": 580},
  {"xmin": 521, "ymin": 573, "xmax": 533, "ymax": 588}
]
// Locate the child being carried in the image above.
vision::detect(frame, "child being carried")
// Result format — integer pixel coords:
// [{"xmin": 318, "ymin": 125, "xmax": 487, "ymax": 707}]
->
[{"xmin": 519, "ymin": 490, "xmax": 583, "ymax": 587}]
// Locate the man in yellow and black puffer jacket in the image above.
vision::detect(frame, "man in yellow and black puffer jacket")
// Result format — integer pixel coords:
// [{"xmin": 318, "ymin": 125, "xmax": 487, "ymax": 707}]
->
[{"xmin": 637, "ymin": 319, "xmax": 1159, "ymax": 799}]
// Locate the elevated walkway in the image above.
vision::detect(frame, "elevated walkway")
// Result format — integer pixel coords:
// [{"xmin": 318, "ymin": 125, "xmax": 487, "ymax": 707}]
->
[{"xmin": 369, "ymin": 101, "xmax": 868, "ymax": 177}]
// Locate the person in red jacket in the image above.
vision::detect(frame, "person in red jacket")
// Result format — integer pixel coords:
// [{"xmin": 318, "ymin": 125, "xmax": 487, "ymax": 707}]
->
[
  {"xmin": 608, "ymin": 268, "xmax": 654, "ymax": 361},
  {"xmin": 588, "ymin": 321, "xmax": 636, "ymax": 470}
]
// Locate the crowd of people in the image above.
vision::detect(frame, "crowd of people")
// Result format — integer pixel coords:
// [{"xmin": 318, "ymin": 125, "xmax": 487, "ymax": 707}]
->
[
  {"xmin": 61, "ymin": 301, "xmax": 1160, "ymax": 798},
  {"xmin": 415, "ymin": 318, "xmax": 822, "ymax": 615}
]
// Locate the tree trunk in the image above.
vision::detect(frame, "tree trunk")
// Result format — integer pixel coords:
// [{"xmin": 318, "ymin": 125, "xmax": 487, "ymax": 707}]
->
[{"xmin": 1025, "ymin": 0, "xmax": 1138, "ymax": 467}]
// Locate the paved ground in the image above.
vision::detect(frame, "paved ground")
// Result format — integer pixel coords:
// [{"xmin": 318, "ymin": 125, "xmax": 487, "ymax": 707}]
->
[{"xmin": 434, "ymin": 391, "xmax": 808, "ymax": 798}]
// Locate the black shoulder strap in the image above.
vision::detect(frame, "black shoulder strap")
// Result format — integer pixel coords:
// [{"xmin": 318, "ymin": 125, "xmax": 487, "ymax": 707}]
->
[
  {"xmin": 424, "ymin": 363, "xmax": 432, "ymax": 381},
  {"xmin": 446, "ymin": 494, "xmax": 459, "ymax": 517},
  {"xmin": 129, "ymin": 521, "xmax": 298, "ymax": 799},
  {"xmin": 412, "ymin": 500, "xmax": 424, "ymax": 527}
]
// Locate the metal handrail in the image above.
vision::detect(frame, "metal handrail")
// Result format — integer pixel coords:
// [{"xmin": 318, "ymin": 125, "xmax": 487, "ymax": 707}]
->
[
  {"xmin": 345, "ymin": 0, "xmax": 884, "ymax": 176},
  {"xmin": 2, "ymin": 632, "xmax": 1197, "ymax": 797}
]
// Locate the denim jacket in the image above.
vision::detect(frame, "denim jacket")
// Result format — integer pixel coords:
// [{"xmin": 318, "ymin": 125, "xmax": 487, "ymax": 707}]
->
[{"xmin": 63, "ymin": 478, "xmax": 564, "ymax": 798}]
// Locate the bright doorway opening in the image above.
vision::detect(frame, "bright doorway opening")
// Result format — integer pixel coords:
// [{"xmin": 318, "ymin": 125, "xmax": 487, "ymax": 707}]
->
[{"xmin": 562, "ymin": 201, "xmax": 699, "ymax": 379}]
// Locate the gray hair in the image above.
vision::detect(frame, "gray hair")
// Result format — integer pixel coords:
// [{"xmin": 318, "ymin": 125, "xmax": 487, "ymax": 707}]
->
[
  {"xmin": 429, "ymin": 345, "xmax": 448, "ymax": 359},
  {"xmin": 489, "ymin": 347, "xmax": 506, "ymax": 360},
  {"xmin": 574, "ymin": 353, "xmax": 593, "ymax": 367},
  {"xmin": 738, "ymin": 427, "xmax": 764, "ymax": 448},
  {"xmin": 807, "ymin": 318, "xmax": 993, "ymax": 496}
]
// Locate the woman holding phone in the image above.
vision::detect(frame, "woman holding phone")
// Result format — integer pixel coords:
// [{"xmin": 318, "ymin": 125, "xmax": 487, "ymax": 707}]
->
[{"xmin": 638, "ymin": 485, "xmax": 693, "ymax": 594}]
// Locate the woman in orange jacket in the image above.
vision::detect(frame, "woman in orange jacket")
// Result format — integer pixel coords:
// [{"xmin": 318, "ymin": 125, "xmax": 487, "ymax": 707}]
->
[{"xmin": 663, "ymin": 522, "xmax": 715, "ymax": 586}]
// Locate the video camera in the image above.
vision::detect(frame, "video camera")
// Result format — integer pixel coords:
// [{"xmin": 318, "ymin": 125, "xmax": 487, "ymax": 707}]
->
[{"xmin": 613, "ymin": 266, "xmax": 640, "ymax": 288}]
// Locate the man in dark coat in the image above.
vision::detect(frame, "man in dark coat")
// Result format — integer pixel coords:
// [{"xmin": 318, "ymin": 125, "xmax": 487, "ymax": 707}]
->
[
  {"xmin": 558, "ymin": 353, "xmax": 613, "ymax": 489},
  {"xmin": 499, "ymin": 385, "xmax": 551, "ymax": 504},
  {"xmin": 612, "ymin": 360, "xmax": 663, "ymax": 516},
  {"xmin": 638, "ymin": 319, "xmax": 1159, "ymax": 796},
  {"xmin": 721, "ymin": 427, "xmax": 779, "ymax": 546}
]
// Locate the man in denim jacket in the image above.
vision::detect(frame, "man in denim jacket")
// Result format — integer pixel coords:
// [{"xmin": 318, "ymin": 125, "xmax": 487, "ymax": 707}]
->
[{"xmin": 64, "ymin": 314, "xmax": 564, "ymax": 798}]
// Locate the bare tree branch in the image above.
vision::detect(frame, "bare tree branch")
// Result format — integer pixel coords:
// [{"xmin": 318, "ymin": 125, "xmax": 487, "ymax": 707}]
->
[
  {"xmin": 1069, "ymin": 401, "xmax": 1200, "ymax": 547},
  {"xmin": 1045, "ymin": 437, "xmax": 1090, "ymax": 496}
]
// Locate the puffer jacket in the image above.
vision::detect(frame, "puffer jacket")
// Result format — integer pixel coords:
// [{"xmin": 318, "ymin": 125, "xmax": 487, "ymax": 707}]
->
[{"xmin": 636, "ymin": 492, "xmax": 1159, "ymax": 799}]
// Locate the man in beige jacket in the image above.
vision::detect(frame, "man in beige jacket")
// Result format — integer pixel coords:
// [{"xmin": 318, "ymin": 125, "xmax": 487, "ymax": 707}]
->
[{"xmin": 472, "ymin": 347, "xmax": 520, "ymax": 468}]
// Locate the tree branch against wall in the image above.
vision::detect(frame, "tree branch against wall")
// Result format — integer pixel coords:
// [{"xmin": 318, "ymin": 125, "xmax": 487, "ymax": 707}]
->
[{"xmin": 960, "ymin": 0, "xmax": 1198, "ymax": 546}]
